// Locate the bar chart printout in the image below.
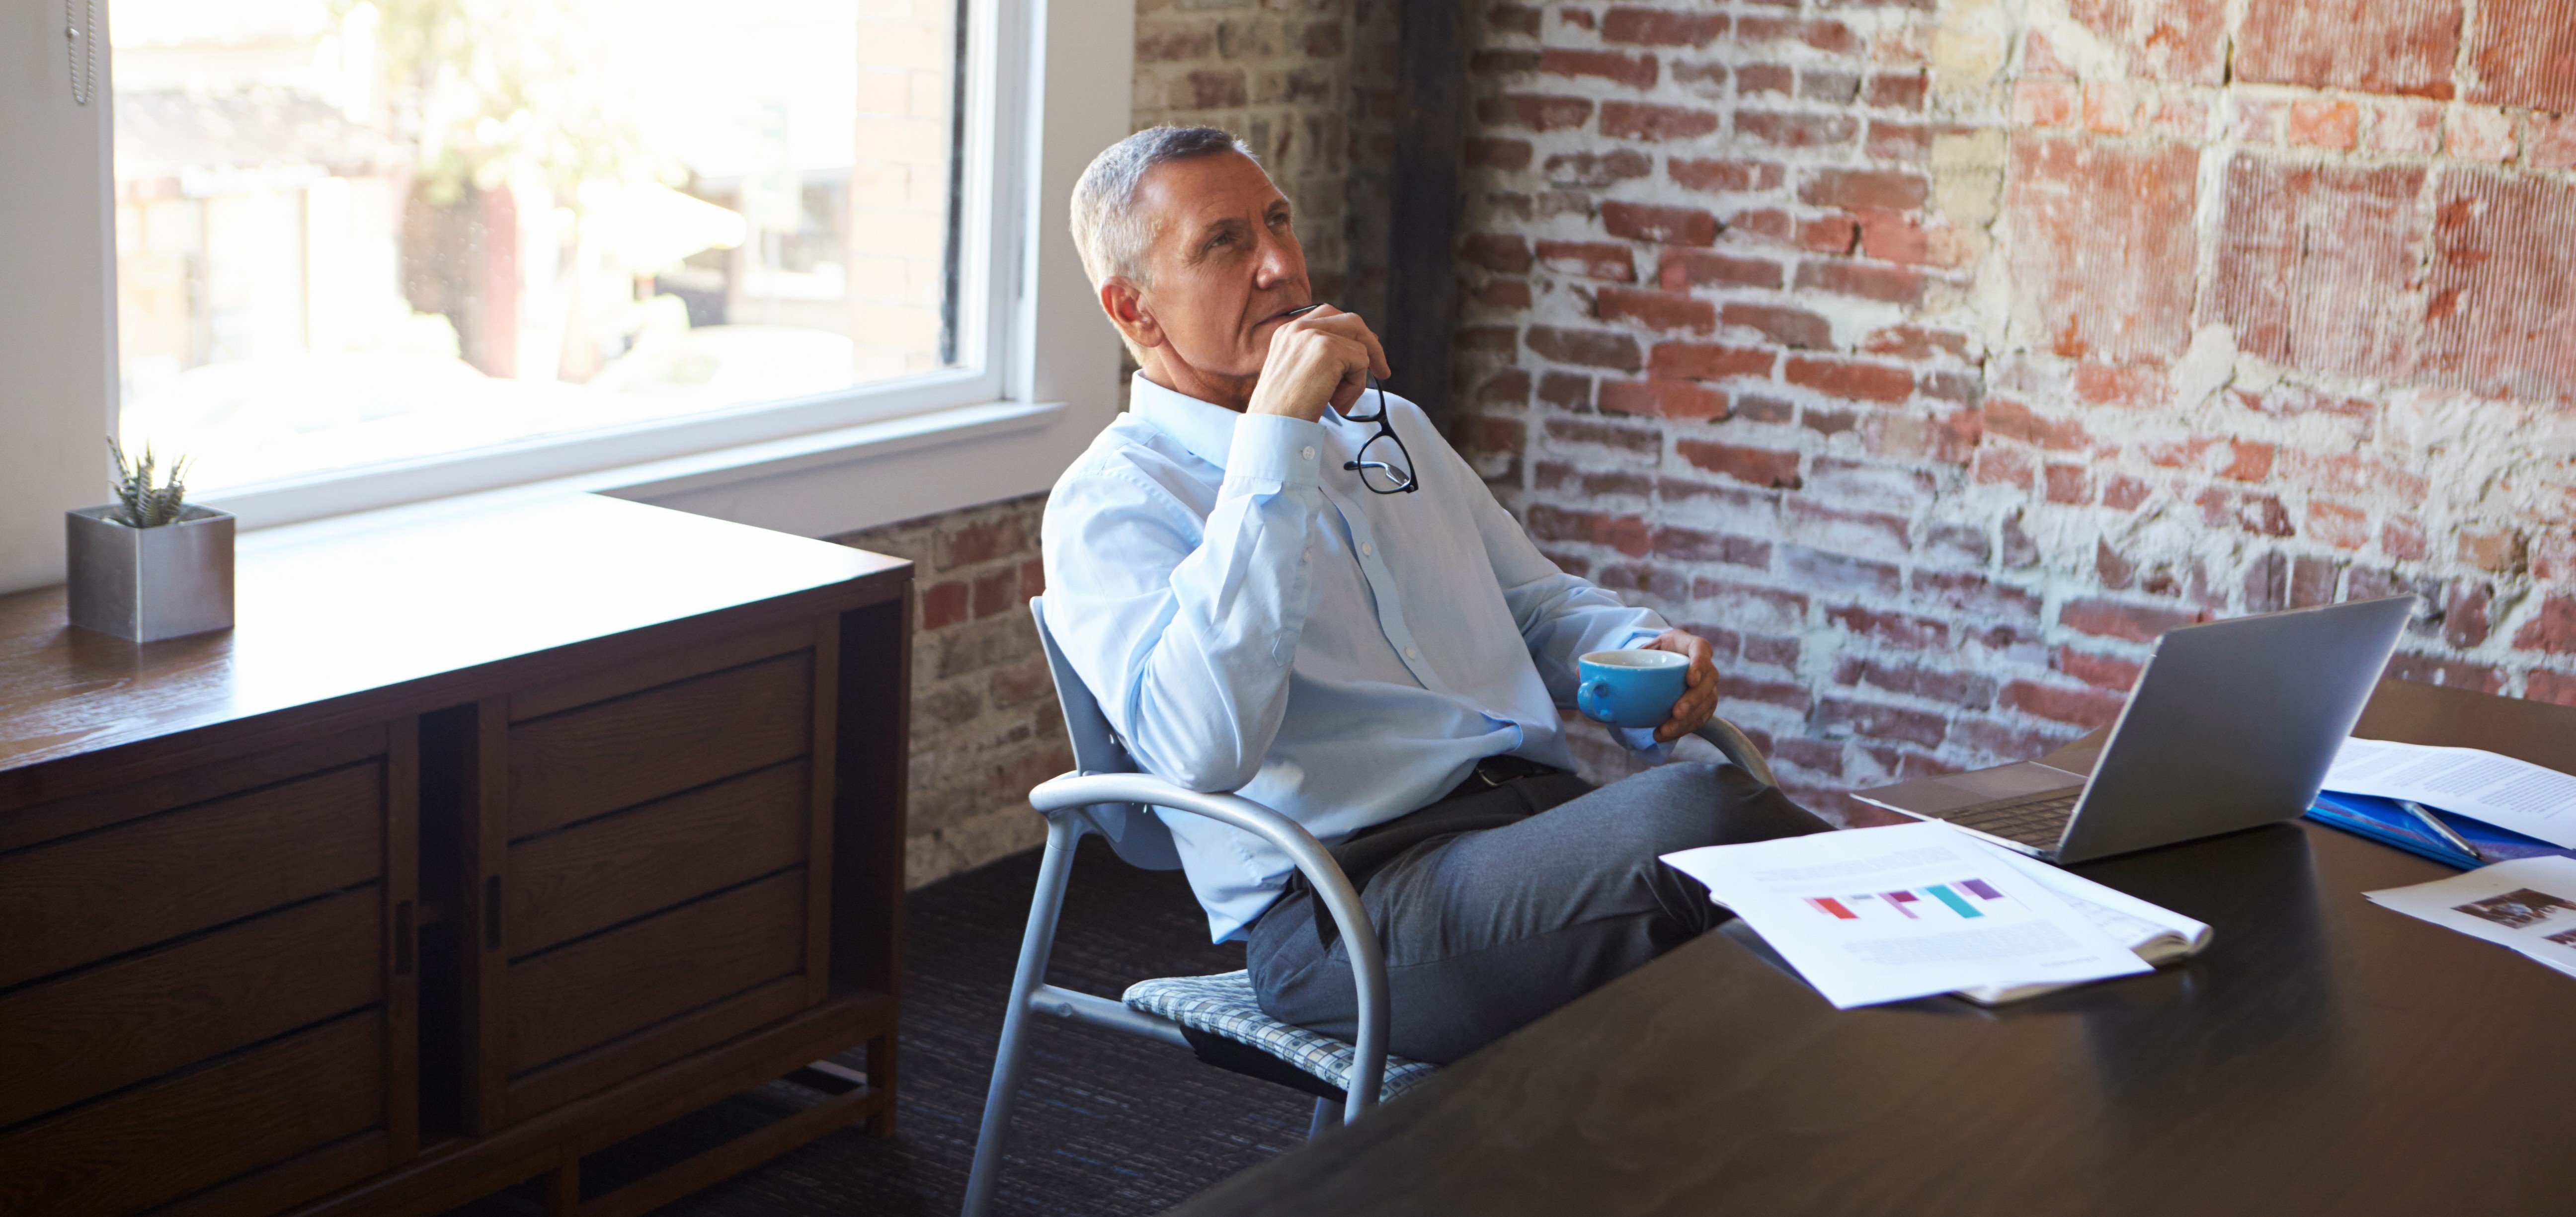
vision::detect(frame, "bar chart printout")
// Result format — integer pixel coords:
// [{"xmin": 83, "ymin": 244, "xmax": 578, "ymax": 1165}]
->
[
  {"xmin": 1662, "ymin": 821, "xmax": 2150, "ymax": 1008},
  {"xmin": 1806, "ymin": 879, "xmax": 2008, "ymax": 922}
]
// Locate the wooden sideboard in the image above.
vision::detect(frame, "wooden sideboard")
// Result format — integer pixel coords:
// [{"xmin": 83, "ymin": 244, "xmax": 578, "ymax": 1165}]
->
[{"xmin": 0, "ymin": 493, "xmax": 911, "ymax": 1217}]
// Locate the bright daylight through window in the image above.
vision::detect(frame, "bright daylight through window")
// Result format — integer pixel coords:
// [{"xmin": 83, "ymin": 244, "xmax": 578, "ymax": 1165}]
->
[{"xmin": 111, "ymin": 0, "xmax": 967, "ymax": 492}]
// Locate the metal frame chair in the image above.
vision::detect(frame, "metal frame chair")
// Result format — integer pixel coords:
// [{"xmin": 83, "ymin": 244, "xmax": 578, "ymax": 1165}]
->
[{"xmin": 959, "ymin": 597, "xmax": 1776, "ymax": 1217}]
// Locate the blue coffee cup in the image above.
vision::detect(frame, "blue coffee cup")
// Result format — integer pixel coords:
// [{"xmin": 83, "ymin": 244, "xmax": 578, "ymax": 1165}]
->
[{"xmin": 1576, "ymin": 649, "xmax": 1689, "ymax": 729}]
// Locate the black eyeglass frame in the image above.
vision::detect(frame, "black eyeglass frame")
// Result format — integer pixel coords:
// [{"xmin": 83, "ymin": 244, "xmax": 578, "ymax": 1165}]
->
[{"xmin": 1341, "ymin": 375, "xmax": 1417, "ymax": 494}]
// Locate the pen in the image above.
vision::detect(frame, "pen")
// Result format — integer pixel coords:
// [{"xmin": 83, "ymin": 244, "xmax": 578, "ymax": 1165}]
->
[{"xmin": 2398, "ymin": 799, "xmax": 2484, "ymax": 864}]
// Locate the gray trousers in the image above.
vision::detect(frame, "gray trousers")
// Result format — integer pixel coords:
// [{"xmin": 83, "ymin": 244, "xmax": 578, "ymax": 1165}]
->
[{"xmin": 1246, "ymin": 761, "xmax": 1830, "ymax": 1065}]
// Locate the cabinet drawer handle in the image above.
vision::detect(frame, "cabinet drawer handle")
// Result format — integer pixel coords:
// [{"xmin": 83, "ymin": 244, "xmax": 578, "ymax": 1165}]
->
[
  {"xmin": 394, "ymin": 901, "xmax": 415, "ymax": 975},
  {"xmin": 484, "ymin": 875, "xmax": 503, "ymax": 952}
]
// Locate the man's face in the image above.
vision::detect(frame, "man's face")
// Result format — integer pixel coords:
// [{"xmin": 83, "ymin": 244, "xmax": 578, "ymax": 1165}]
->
[{"xmin": 1127, "ymin": 152, "xmax": 1311, "ymax": 378}]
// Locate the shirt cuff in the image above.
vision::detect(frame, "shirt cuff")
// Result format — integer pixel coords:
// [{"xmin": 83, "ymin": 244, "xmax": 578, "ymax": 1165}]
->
[{"xmin": 1222, "ymin": 413, "xmax": 1329, "ymax": 490}]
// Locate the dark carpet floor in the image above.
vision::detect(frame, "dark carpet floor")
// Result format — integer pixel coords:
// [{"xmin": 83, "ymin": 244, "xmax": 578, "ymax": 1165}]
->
[{"xmin": 452, "ymin": 838, "xmax": 1316, "ymax": 1217}]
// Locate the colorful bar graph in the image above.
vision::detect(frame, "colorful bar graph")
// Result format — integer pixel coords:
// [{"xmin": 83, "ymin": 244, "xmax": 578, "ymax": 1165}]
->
[
  {"xmin": 1961, "ymin": 878, "xmax": 2004, "ymax": 901},
  {"xmin": 1806, "ymin": 897, "xmax": 1858, "ymax": 920},
  {"xmin": 1926, "ymin": 883, "xmax": 1982, "ymax": 918},
  {"xmin": 1881, "ymin": 891, "xmax": 1920, "ymax": 918}
]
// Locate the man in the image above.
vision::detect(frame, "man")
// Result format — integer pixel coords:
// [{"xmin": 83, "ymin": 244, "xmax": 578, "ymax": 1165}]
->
[{"xmin": 1043, "ymin": 126, "xmax": 1829, "ymax": 1065}]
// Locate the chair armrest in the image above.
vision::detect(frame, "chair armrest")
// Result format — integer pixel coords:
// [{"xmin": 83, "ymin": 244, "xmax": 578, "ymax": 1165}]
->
[
  {"xmin": 1028, "ymin": 772, "xmax": 1390, "ymax": 1121},
  {"xmin": 1692, "ymin": 717, "xmax": 1776, "ymax": 788}
]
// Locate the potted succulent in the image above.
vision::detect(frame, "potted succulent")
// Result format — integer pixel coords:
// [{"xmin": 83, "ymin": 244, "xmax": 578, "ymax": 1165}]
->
[{"xmin": 65, "ymin": 440, "xmax": 235, "ymax": 641}]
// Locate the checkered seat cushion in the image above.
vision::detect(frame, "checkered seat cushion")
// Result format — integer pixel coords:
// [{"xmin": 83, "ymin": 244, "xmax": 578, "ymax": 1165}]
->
[{"xmin": 1124, "ymin": 971, "xmax": 1440, "ymax": 1104}]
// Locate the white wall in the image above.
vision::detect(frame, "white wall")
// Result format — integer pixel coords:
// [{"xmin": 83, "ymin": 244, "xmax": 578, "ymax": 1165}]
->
[{"xmin": 0, "ymin": 4, "xmax": 119, "ymax": 594}]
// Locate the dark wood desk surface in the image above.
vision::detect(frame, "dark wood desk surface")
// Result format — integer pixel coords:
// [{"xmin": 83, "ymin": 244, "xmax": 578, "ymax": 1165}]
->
[
  {"xmin": 1172, "ymin": 679, "xmax": 2576, "ymax": 1217},
  {"xmin": 0, "ymin": 493, "xmax": 902, "ymax": 802}
]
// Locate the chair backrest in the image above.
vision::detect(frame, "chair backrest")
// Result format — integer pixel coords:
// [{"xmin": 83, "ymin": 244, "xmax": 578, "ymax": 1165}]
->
[{"xmin": 1029, "ymin": 597, "xmax": 1186, "ymax": 870}]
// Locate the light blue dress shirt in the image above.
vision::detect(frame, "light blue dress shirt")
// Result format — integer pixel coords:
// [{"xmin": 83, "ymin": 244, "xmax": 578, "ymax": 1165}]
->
[{"xmin": 1042, "ymin": 374, "xmax": 1671, "ymax": 941}]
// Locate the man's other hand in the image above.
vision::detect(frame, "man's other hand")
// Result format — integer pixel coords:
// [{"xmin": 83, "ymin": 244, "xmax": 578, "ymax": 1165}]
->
[
  {"xmin": 1644, "ymin": 629, "xmax": 1719, "ymax": 743},
  {"xmin": 1245, "ymin": 305, "xmax": 1391, "ymax": 422}
]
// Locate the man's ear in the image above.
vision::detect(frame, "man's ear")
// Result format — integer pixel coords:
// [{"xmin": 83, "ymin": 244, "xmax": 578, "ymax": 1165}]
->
[{"xmin": 1099, "ymin": 277, "xmax": 1164, "ymax": 353}]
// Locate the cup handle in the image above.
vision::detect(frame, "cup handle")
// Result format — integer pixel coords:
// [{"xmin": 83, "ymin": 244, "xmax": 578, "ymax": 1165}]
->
[{"xmin": 1577, "ymin": 679, "xmax": 1612, "ymax": 722}]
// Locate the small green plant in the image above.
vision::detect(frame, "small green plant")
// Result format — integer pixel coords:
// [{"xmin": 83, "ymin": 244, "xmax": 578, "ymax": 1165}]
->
[{"xmin": 107, "ymin": 437, "xmax": 193, "ymax": 528}]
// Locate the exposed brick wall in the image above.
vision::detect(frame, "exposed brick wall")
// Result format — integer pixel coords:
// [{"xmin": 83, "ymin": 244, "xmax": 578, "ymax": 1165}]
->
[
  {"xmin": 829, "ymin": 494, "xmax": 1067, "ymax": 887},
  {"xmin": 1449, "ymin": 0, "xmax": 2576, "ymax": 818}
]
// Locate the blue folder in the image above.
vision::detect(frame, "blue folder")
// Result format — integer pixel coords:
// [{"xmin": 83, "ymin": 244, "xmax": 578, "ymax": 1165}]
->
[{"xmin": 2305, "ymin": 790, "xmax": 2576, "ymax": 870}]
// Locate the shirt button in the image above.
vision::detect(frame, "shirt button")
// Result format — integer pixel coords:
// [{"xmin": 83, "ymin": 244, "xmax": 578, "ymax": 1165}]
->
[
  {"xmin": 1301, "ymin": 446, "xmax": 1317, "ymax": 461},
  {"xmin": 1405, "ymin": 646, "xmax": 1420, "ymax": 659},
  {"xmin": 1361, "ymin": 542, "xmax": 1374, "ymax": 557}
]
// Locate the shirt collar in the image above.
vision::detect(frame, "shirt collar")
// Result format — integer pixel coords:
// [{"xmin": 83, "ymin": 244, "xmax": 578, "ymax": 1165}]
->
[{"xmin": 1128, "ymin": 373, "xmax": 1242, "ymax": 469}]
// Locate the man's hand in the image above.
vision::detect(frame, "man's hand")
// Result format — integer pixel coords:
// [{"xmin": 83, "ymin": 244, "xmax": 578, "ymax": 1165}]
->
[
  {"xmin": 1644, "ymin": 629, "xmax": 1719, "ymax": 744},
  {"xmin": 1244, "ymin": 305, "xmax": 1392, "ymax": 421}
]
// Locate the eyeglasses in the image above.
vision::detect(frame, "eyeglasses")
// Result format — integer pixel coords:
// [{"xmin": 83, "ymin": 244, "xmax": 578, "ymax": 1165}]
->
[{"xmin": 1342, "ymin": 376, "xmax": 1417, "ymax": 494}]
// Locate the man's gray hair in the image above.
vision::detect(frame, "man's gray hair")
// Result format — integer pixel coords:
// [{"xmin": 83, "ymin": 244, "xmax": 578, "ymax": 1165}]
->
[{"xmin": 1069, "ymin": 125, "xmax": 1260, "ymax": 293}]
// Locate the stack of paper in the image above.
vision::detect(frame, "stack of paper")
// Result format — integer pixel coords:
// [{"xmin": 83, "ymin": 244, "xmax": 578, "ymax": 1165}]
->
[
  {"xmin": 1660, "ymin": 821, "xmax": 2205, "ymax": 1009},
  {"xmin": 2323, "ymin": 739, "xmax": 2576, "ymax": 848}
]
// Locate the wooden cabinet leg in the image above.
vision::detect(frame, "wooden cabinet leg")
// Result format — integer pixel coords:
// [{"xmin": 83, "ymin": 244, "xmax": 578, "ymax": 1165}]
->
[
  {"xmin": 542, "ymin": 1150, "xmax": 580, "ymax": 1217},
  {"xmin": 865, "ymin": 1034, "xmax": 898, "ymax": 1137}
]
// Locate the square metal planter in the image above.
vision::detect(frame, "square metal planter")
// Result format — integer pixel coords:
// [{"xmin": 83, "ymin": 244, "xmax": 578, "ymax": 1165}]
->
[{"xmin": 66, "ymin": 504, "xmax": 237, "ymax": 642}]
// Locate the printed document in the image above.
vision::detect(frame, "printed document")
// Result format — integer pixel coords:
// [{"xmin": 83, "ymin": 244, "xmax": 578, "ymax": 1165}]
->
[
  {"xmin": 2365, "ymin": 855, "xmax": 2576, "ymax": 980},
  {"xmin": 2324, "ymin": 739, "xmax": 2576, "ymax": 847},
  {"xmin": 1661, "ymin": 821, "xmax": 2151, "ymax": 1009}
]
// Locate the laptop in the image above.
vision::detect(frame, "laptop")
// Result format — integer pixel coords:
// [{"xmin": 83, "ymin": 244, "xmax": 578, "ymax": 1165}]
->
[{"xmin": 1853, "ymin": 596, "xmax": 2416, "ymax": 864}]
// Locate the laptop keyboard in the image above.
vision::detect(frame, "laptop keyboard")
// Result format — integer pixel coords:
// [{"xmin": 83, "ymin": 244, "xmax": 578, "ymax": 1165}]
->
[{"xmin": 1943, "ymin": 790, "xmax": 2082, "ymax": 851}]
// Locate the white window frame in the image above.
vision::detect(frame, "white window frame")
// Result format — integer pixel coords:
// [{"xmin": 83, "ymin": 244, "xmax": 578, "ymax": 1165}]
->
[{"xmin": 0, "ymin": 0, "xmax": 1129, "ymax": 591}]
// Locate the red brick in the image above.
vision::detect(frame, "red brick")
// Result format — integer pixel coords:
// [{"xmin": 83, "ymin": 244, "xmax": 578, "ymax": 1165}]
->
[
  {"xmin": 1536, "ymin": 371, "xmax": 1591, "ymax": 409},
  {"xmin": 1458, "ymin": 324, "xmax": 1520, "ymax": 360},
  {"xmin": 1913, "ymin": 570, "xmax": 2042, "ymax": 621},
  {"xmin": 1536, "ymin": 240, "xmax": 1637, "ymax": 282},
  {"xmin": 1460, "ymin": 233, "xmax": 1533, "ymax": 274},
  {"xmin": 1546, "ymin": 419, "xmax": 1664, "ymax": 460},
  {"xmin": 1526, "ymin": 325, "xmax": 1644, "ymax": 371},
  {"xmin": 2234, "ymin": 97, "xmax": 2290, "ymax": 145},
  {"xmin": 1721, "ymin": 303, "xmax": 1833, "ymax": 349},
  {"xmin": 1464, "ymin": 138, "xmax": 1534, "ymax": 170},
  {"xmin": 1185, "ymin": 70, "xmax": 1247, "ymax": 108},
  {"xmin": 2043, "ymin": 463, "xmax": 2092, "ymax": 504},
  {"xmin": 922, "ymin": 579, "xmax": 971, "ymax": 630},
  {"xmin": 2067, "ymin": 0, "xmax": 2227, "ymax": 83},
  {"xmin": 2148, "ymin": 95, "xmax": 2210, "ymax": 138},
  {"xmin": 1600, "ymin": 378, "xmax": 1729, "ymax": 419},
  {"xmin": 2529, "ymin": 670, "xmax": 2576, "ymax": 707},
  {"xmin": 2193, "ymin": 487, "xmax": 2295, "ymax": 537},
  {"xmin": 1720, "ymin": 675, "xmax": 1817, "ymax": 716},
  {"xmin": 2286, "ymin": 99, "xmax": 2360, "ymax": 150},
  {"xmin": 2004, "ymin": 134, "xmax": 2199, "ymax": 363},
  {"xmin": 2103, "ymin": 473, "xmax": 2151, "ymax": 511},
  {"xmin": 2531, "ymin": 114, "xmax": 2576, "ymax": 170},
  {"xmin": 2058, "ymin": 646, "xmax": 2144, "ymax": 691},
  {"xmin": 1477, "ymin": 371, "xmax": 1531, "ymax": 407},
  {"xmin": 1602, "ymin": 200, "xmax": 1720, "ymax": 246},
  {"xmin": 1651, "ymin": 526, "xmax": 1770, "ymax": 567},
  {"xmin": 1827, "ymin": 607, "xmax": 1950, "ymax": 650},
  {"xmin": 1800, "ymin": 169, "xmax": 1931, "ymax": 214},
  {"xmin": 1983, "ymin": 397, "xmax": 2090, "ymax": 451},
  {"xmin": 2071, "ymin": 362, "xmax": 2169, "ymax": 409},
  {"xmin": 2383, "ymin": 516, "xmax": 2431, "ymax": 562},
  {"xmin": 1596, "ymin": 286, "xmax": 1716, "ymax": 334},
  {"xmin": 1657, "ymin": 250, "xmax": 1782, "ymax": 291},
  {"xmin": 2308, "ymin": 501, "xmax": 2371, "ymax": 550},
  {"xmin": 2278, "ymin": 451, "xmax": 2430, "ymax": 502},
  {"xmin": 1486, "ymin": 2, "xmax": 1541, "ymax": 35},
  {"xmin": 1668, "ymin": 157, "xmax": 1784, "ymax": 193},
  {"xmin": 1649, "ymin": 342, "xmax": 1774, "ymax": 381},
  {"xmin": 1736, "ymin": 16, "xmax": 1862, "ymax": 54},
  {"xmin": 1736, "ymin": 63, "xmax": 1793, "ymax": 96},
  {"xmin": 2533, "ymin": 532, "xmax": 2576, "ymax": 582},
  {"xmin": 941, "ymin": 518, "xmax": 1028, "ymax": 568},
  {"xmin": 1543, "ymin": 149, "xmax": 1653, "ymax": 187},
  {"xmin": 1693, "ymin": 578, "xmax": 1812, "ymax": 634},
  {"xmin": 1598, "ymin": 103, "xmax": 1721, "ymax": 147},
  {"xmin": 1785, "ymin": 356, "xmax": 1914, "ymax": 403},
  {"xmin": 2446, "ymin": 582, "xmax": 2495, "ymax": 648},
  {"xmin": 1973, "ymin": 444, "xmax": 2035, "ymax": 489},
  {"xmin": 1861, "ymin": 325, "xmax": 1970, "ymax": 361},
  {"xmin": 1816, "ymin": 697, "xmax": 1949, "ymax": 748},
  {"xmin": 2368, "ymin": 99, "xmax": 2447, "ymax": 153},
  {"xmin": 1538, "ymin": 49, "xmax": 1660, "ymax": 89},
  {"xmin": 2001, "ymin": 679, "xmax": 2126, "ymax": 728},
  {"xmin": 1866, "ymin": 120, "xmax": 1933, "ymax": 162},
  {"xmin": 2419, "ymin": 170, "xmax": 2576, "ymax": 404},
  {"xmin": 1472, "ymin": 279, "xmax": 1533, "ymax": 309},
  {"xmin": 1525, "ymin": 505, "xmax": 1654, "ymax": 557},
  {"xmin": 2081, "ymin": 82, "xmax": 2136, "ymax": 135},
  {"xmin": 1797, "ymin": 216, "xmax": 1860, "ymax": 254},
  {"xmin": 1723, "ymin": 209, "xmax": 1793, "ymax": 243},
  {"xmin": 1020, "ymin": 557, "xmax": 1046, "ymax": 599},
  {"xmin": 2061, "ymin": 596, "xmax": 2208, "ymax": 643},
  {"xmin": 1735, "ymin": 110, "xmax": 1859, "ymax": 148},
  {"xmin": 2448, "ymin": 108, "xmax": 2517, "ymax": 161},
  {"xmin": 2218, "ymin": 440, "xmax": 2274, "ymax": 481},
  {"xmin": 2457, "ymin": 525, "xmax": 2529, "ymax": 573},
  {"xmin": 1136, "ymin": 28, "xmax": 1216, "ymax": 62},
  {"xmin": 2467, "ymin": 0, "xmax": 2576, "ymax": 112},
  {"xmin": 2237, "ymin": 0, "xmax": 2460, "ymax": 98},
  {"xmin": 1476, "ymin": 93, "xmax": 1595, "ymax": 132},
  {"xmin": 2014, "ymin": 80, "xmax": 2078, "ymax": 127},
  {"xmin": 973, "ymin": 568, "xmax": 1018, "ymax": 619},
  {"xmin": 1676, "ymin": 440, "xmax": 1802, "ymax": 488},
  {"xmin": 1794, "ymin": 260, "xmax": 1925, "ymax": 306},
  {"xmin": 1783, "ymin": 544, "xmax": 1902, "ymax": 595},
  {"xmin": 1602, "ymin": 6, "xmax": 1728, "ymax": 46},
  {"xmin": 1869, "ymin": 71, "xmax": 1930, "ymax": 110},
  {"xmin": 1853, "ymin": 212, "xmax": 1939, "ymax": 266}
]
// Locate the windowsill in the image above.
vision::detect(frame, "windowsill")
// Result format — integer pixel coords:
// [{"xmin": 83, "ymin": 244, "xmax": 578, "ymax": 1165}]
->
[{"xmin": 230, "ymin": 396, "xmax": 1072, "ymax": 553}]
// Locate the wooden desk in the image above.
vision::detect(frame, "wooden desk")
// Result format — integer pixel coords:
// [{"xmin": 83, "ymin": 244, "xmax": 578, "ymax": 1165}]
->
[
  {"xmin": 0, "ymin": 494, "xmax": 910, "ymax": 1217},
  {"xmin": 1170, "ymin": 679, "xmax": 2576, "ymax": 1217}
]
